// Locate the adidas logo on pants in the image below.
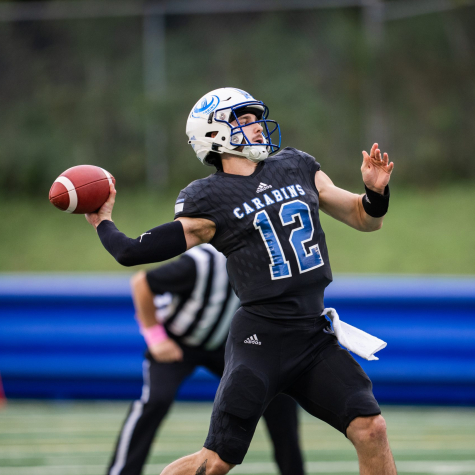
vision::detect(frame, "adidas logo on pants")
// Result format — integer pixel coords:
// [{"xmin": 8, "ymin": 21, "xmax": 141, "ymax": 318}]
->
[{"xmin": 244, "ymin": 334, "xmax": 261, "ymax": 345}]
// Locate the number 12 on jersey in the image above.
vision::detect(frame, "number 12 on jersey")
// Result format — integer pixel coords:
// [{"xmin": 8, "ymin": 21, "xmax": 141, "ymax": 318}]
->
[{"xmin": 254, "ymin": 200, "xmax": 324, "ymax": 280}]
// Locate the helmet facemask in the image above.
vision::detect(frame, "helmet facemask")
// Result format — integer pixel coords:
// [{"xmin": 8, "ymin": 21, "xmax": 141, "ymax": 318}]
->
[{"xmin": 213, "ymin": 101, "xmax": 280, "ymax": 163}]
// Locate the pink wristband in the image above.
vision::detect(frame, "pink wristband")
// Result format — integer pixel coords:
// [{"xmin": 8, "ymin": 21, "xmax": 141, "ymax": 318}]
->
[{"xmin": 141, "ymin": 324, "xmax": 168, "ymax": 347}]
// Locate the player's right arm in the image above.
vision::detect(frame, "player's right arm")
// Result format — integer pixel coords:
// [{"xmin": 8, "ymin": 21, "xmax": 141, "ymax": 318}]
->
[
  {"xmin": 175, "ymin": 216, "xmax": 216, "ymax": 249},
  {"xmin": 85, "ymin": 184, "xmax": 216, "ymax": 266}
]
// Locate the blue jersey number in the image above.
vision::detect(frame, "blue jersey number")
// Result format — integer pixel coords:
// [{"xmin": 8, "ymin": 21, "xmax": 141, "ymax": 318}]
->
[
  {"xmin": 254, "ymin": 210, "xmax": 291, "ymax": 279},
  {"xmin": 254, "ymin": 200, "xmax": 323, "ymax": 280}
]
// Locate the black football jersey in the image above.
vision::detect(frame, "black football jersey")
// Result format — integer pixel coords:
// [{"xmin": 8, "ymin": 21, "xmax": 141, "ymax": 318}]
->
[{"xmin": 174, "ymin": 147, "xmax": 333, "ymax": 319}]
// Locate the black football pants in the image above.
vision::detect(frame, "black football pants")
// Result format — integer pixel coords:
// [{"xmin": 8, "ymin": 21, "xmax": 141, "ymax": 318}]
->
[{"xmin": 107, "ymin": 343, "xmax": 305, "ymax": 475}]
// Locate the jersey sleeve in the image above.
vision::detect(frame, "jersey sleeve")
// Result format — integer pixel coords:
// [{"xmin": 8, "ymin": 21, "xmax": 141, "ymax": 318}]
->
[
  {"xmin": 174, "ymin": 187, "xmax": 219, "ymax": 229},
  {"xmin": 174, "ymin": 190, "xmax": 202, "ymax": 220},
  {"xmin": 145, "ymin": 254, "xmax": 197, "ymax": 296},
  {"xmin": 295, "ymin": 149, "xmax": 321, "ymax": 179}
]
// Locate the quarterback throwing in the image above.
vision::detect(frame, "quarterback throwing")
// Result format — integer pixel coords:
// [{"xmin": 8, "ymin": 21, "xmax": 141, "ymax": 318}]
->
[{"xmin": 86, "ymin": 87, "xmax": 395, "ymax": 475}]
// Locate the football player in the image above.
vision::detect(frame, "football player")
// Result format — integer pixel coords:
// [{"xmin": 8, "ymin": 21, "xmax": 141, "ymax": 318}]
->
[{"xmin": 86, "ymin": 87, "xmax": 396, "ymax": 475}]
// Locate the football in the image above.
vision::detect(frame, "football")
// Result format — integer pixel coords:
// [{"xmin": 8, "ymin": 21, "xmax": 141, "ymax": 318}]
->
[{"xmin": 49, "ymin": 165, "xmax": 115, "ymax": 214}]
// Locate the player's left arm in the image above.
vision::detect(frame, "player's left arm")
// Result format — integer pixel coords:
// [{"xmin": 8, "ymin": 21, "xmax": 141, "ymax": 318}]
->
[{"xmin": 316, "ymin": 143, "xmax": 394, "ymax": 232}]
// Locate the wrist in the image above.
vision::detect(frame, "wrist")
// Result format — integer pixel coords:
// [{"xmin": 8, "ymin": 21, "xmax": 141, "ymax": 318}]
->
[
  {"xmin": 96, "ymin": 218, "xmax": 113, "ymax": 231},
  {"xmin": 364, "ymin": 184, "xmax": 385, "ymax": 195},
  {"xmin": 97, "ymin": 214, "xmax": 113, "ymax": 226},
  {"xmin": 362, "ymin": 184, "xmax": 390, "ymax": 218},
  {"xmin": 140, "ymin": 323, "xmax": 168, "ymax": 347}
]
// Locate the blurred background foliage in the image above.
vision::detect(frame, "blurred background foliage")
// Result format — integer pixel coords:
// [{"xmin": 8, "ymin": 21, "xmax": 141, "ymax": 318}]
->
[
  {"xmin": 0, "ymin": 2, "xmax": 474, "ymax": 273},
  {"xmin": 1, "ymin": 5, "xmax": 475, "ymax": 195}
]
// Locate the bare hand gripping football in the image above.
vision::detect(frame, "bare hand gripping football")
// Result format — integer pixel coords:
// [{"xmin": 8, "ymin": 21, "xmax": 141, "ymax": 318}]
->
[{"xmin": 84, "ymin": 182, "xmax": 117, "ymax": 228}]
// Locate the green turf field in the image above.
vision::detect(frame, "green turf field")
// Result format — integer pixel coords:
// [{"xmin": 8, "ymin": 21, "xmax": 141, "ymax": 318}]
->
[
  {"xmin": 0, "ymin": 401, "xmax": 474, "ymax": 474},
  {"xmin": 1, "ymin": 185, "xmax": 475, "ymax": 274}
]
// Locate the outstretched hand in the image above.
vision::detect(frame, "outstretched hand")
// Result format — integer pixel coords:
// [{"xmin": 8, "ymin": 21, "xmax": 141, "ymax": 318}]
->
[
  {"xmin": 85, "ymin": 183, "xmax": 117, "ymax": 230},
  {"xmin": 361, "ymin": 143, "xmax": 394, "ymax": 194}
]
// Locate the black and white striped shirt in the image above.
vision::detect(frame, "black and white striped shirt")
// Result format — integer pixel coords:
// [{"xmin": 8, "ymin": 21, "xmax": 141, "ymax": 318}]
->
[{"xmin": 146, "ymin": 244, "xmax": 240, "ymax": 351}]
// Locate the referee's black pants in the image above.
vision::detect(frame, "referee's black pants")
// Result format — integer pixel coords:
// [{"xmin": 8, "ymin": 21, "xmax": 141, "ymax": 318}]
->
[{"xmin": 107, "ymin": 343, "xmax": 305, "ymax": 475}]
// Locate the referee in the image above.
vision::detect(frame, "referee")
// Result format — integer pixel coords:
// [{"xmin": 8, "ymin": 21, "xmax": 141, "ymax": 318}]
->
[{"xmin": 107, "ymin": 244, "xmax": 305, "ymax": 475}]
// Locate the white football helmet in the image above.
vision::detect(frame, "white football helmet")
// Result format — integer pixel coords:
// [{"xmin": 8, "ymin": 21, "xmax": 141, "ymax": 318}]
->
[{"xmin": 186, "ymin": 87, "xmax": 281, "ymax": 166}]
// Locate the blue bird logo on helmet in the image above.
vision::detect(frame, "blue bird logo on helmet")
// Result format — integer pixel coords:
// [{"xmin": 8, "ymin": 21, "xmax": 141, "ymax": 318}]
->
[{"xmin": 191, "ymin": 95, "xmax": 220, "ymax": 118}]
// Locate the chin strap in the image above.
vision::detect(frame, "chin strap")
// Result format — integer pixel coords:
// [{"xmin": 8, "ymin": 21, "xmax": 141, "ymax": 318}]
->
[
  {"xmin": 188, "ymin": 138, "xmax": 269, "ymax": 163},
  {"xmin": 242, "ymin": 145, "xmax": 269, "ymax": 162}
]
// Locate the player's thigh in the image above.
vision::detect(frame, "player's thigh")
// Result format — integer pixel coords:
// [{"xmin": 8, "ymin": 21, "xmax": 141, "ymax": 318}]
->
[
  {"xmin": 204, "ymin": 372, "xmax": 270, "ymax": 465},
  {"xmin": 204, "ymin": 310, "xmax": 281, "ymax": 464},
  {"xmin": 286, "ymin": 340, "xmax": 381, "ymax": 436}
]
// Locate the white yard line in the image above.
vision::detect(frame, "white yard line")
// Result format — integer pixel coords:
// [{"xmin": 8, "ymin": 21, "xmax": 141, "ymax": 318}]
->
[{"xmin": 0, "ymin": 461, "xmax": 475, "ymax": 475}]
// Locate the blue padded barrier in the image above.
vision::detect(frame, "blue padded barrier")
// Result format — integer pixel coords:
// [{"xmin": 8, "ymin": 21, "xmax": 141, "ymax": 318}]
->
[{"xmin": 0, "ymin": 274, "xmax": 474, "ymax": 404}]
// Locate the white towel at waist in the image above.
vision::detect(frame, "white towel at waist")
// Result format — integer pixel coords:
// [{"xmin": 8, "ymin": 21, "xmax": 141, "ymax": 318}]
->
[{"xmin": 322, "ymin": 308, "xmax": 387, "ymax": 361}]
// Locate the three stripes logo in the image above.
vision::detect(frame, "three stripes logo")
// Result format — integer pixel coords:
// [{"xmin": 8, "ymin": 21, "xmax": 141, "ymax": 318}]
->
[
  {"xmin": 244, "ymin": 334, "xmax": 261, "ymax": 345},
  {"xmin": 256, "ymin": 182, "xmax": 272, "ymax": 193}
]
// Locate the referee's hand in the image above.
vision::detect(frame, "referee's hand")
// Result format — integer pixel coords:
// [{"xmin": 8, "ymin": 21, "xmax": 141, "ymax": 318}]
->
[{"xmin": 149, "ymin": 338, "xmax": 184, "ymax": 363}]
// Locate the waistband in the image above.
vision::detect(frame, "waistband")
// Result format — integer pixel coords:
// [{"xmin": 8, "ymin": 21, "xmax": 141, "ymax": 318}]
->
[{"xmin": 238, "ymin": 306, "xmax": 327, "ymax": 328}]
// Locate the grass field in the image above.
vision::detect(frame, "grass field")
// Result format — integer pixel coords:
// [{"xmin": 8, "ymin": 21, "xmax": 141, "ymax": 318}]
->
[
  {"xmin": 1, "ymin": 185, "xmax": 475, "ymax": 274},
  {"xmin": 1, "ymin": 401, "xmax": 474, "ymax": 475}
]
